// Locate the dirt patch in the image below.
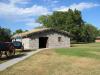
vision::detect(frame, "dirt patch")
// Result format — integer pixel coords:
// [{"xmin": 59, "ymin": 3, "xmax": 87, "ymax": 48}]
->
[{"xmin": 71, "ymin": 57, "xmax": 99, "ymax": 68}]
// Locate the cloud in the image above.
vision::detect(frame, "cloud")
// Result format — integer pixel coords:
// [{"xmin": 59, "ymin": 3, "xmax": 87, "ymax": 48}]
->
[
  {"xmin": 0, "ymin": 1, "xmax": 49, "ymax": 17},
  {"xmin": 1, "ymin": 1, "xmax": 99, "ymax": 30},
  {"xmin": 0, "ymin": 0, "xmax": 50, "ymax": 28},
  {"xmin": 25, "ymin": 19, "xmax": 42, "ymax": 29},
  {"xmin": 26, "ymin": 22, "xmax": 42, "ymax": 27},
  {"xmin": 54, "ymin": 2, "xmax": 100, "ymax": 11}
]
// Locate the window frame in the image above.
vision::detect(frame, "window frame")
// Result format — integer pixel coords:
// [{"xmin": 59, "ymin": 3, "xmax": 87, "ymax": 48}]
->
[{"xmin": 58, "ymin": 37, "xmax": 62, "ymax": 42}]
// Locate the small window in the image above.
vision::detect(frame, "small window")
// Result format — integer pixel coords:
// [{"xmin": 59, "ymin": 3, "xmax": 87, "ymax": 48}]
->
[{"xmin": 58, "ymin": 37, "xmax": 61, "ymax": 42}]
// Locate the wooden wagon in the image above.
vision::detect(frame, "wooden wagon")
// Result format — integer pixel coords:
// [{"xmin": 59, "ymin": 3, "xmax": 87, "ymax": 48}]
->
[{"xmin": 0, "ymin": 42, "xmax": 15, "ymax": 57}]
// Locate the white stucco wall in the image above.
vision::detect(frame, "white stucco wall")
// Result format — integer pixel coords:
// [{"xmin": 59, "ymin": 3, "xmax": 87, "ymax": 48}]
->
[
  {"xmin": 29, "ymin": 38, "xmax": 39, "ymax": 50},
  {"xmin": 22, "ymin": 38, "xmax": 30, "ymax": 50}
]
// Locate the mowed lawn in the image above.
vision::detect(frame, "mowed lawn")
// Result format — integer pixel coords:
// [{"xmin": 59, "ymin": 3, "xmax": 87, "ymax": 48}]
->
[{"xmin": 0, "ymin": 43, "xmax": 100, "ymax": 75}]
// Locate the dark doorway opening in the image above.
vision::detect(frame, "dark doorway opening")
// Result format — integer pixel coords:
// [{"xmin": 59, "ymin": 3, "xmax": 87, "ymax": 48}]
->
[{"xmin": 39, "ymin": 37, "xmax": 48, "ymax": 48}]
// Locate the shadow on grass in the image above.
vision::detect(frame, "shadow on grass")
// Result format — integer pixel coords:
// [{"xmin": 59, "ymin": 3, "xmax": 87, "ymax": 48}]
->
[
  {"xmin": 19, "ymin": 49, "xmax": 36, "ymax": 53},
  {"xmin": 0, "ymin": 53, "xmax": 26, "ymax": 61},
  {"xmin": 0, "ymin": 49, "xmax": 36, "ymax": 63}
]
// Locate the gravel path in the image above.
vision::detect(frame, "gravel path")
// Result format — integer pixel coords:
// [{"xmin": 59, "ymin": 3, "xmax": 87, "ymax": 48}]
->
[{"xmin": 0, "ymin": 49, "xmax": 45, "ymax": 71}]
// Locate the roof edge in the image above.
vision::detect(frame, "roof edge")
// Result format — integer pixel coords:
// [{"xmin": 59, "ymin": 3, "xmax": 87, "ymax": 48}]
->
[{"xmin": 12, "ymin": 28, "xmax": 70, "ymax": 38}]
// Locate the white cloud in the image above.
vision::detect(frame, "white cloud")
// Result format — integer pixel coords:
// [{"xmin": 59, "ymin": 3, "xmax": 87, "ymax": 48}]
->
[
  {"xmin": 26, "ymin": 22, "xmax": 42, "ymax": 27},
  {"xmin": 0, "ymin": 2, "xmax": 49, "ymax": 17},
  {"xmin": 54, "ymin": 2, "xmax": 100, "ymax": 11},
  {"xmin": 1, "ymin": 1, "xmax": 99, "ymax": 29},
  {"xmin": 25, "ymin": 19, "xmax": 42, "ymax": 29},
  {"xmin": 0, "ymin": 0, "xmax": 50, "ymax": 28}
]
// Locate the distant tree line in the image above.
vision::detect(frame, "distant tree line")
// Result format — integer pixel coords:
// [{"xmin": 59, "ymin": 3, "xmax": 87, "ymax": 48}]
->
[
  {"xmin": 98, "ymin": 30, "xmax": 100, "ymax": 36},
  {"xmin": 13, "ymin": 29, "xmax": 28, "ymax": 35},
  {"xmin": 0, "ymin": 27, "xmax": 28, "ymax": 42}
]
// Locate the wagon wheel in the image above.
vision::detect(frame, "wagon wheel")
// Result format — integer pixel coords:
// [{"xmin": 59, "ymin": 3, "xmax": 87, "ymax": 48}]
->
[
  {"xmin": 21, "ymin": 46, "xmax": 24, "ymax": 51},
  {"xmin": 11, "ymin": 47, "xmax": 15, "ymax": 56},
  {"xmin": 5, "ymin": 51, "xmax": 11, "ymax": 57},
  {"xmin": 5, "ymin": 46, "xmax": 15, "ymax": 57},
  {"xmin": 0, "ymin": 51, "xmax": 3, "ymax": 57}
]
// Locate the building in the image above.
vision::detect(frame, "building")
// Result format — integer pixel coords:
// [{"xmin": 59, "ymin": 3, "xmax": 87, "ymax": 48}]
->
[
  {"xmin": 95, "ymin": 36, "xmax": 100, "ymax": 42},
  {"xmin": 12, "ymin": 28, "xmax": 70, "ymax": 50}
]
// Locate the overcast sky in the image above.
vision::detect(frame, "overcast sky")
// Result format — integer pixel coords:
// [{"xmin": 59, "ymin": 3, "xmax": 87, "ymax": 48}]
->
[{"xmin": 0, "ymin": 0, "xmax": 100, "ymax": 32}]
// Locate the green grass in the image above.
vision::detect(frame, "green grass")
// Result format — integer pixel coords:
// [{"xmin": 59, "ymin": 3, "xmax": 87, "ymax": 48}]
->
[{"xmin": 55, "ymin": 43, "xmax": 100, "ymax": 59}]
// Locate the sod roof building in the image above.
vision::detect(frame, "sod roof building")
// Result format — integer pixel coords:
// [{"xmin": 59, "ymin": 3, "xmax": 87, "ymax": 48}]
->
[{"xmin": 12, "ymin": 28, "xmax": 70, "ymax": 50}]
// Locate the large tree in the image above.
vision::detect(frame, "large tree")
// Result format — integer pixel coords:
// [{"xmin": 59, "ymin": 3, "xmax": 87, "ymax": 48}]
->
[
  {"xmin": 38, "ymin": 9, "xmax": 98, "ymax": 43},
  {"xmin": 38, "ymin": 9, "xmax": 84, "ymax": 42}
]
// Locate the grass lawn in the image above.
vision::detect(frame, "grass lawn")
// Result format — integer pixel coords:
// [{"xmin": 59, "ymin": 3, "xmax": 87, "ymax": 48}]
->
[{"xmin": 0, "ymin": 43, "xmax": 100, "ymax": 75}]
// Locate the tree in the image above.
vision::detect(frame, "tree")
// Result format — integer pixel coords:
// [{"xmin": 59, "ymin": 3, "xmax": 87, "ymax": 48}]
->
[
  {"xmin": 38, "ymin": 9, "xmax": 98, "ymax": 43},
  {"xmin": 16, "ymin": 29, "xmax": 23, "ymax": 33},
  {"xmin": 82, "ymin": 24, "xmax": 98, "ymax": 42},
  {"xmin": 24, "ymin": 30, "xmax": 28, "ymax": 32},
  {"xmin": 38, "ymin": 9, "xmax": 84, "ymax": 42},
  {"xmin": 98, "ymin": 29, "xmax": 100, "ymax": 36},
  {"xmin": 13, "ymin": 29, "xmax": 28, "ymax": 35},
  {"xmin": 0, "ymin": 27, "xmax": 11, "ymax": 42}
]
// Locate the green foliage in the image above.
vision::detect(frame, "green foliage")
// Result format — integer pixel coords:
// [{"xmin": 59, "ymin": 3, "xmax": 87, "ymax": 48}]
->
[
  {"xmin": 38, "ymin": 9, "xmax": 98, "ymax": 43},
  {"xmin": 0, "ymin": 27, "xmax": 11, "ymax": 42},
  {"xmin": 82, "ymin": 24, "xmax": 98, "ymax": 42},
  {"xmin": 38, "ymin": 9, "xmax": 84, "ymax": 41},
  {"xmin": 75, "ymin": 23, "xmax": 98, "ymax": 43},
  {"xmin": 13, "ymin": 29, "xmax": 23, "ymax": 35},
  {"xmin": 98, "ymin": 29, "xmax": 100, "ymax": 36},
  {"xmin": 34, "ymin": 26, "xmax": 46, "ymax": 29},
  {"xmin": 38, "ymin": 9, "xmax": 84, "ymax": 31},
  {"xmin": 16, "ymin": 29, "xmax": 23, "ymax": 33},
  {"xmin": 13, "ymin": 29, "xmax": 28, "ymax": 35}
]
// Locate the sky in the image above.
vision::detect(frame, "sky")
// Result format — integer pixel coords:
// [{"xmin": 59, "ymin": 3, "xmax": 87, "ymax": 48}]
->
[{"xmin": 0, "ymin": 0, "xmax": 100, "ymax": 32}]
